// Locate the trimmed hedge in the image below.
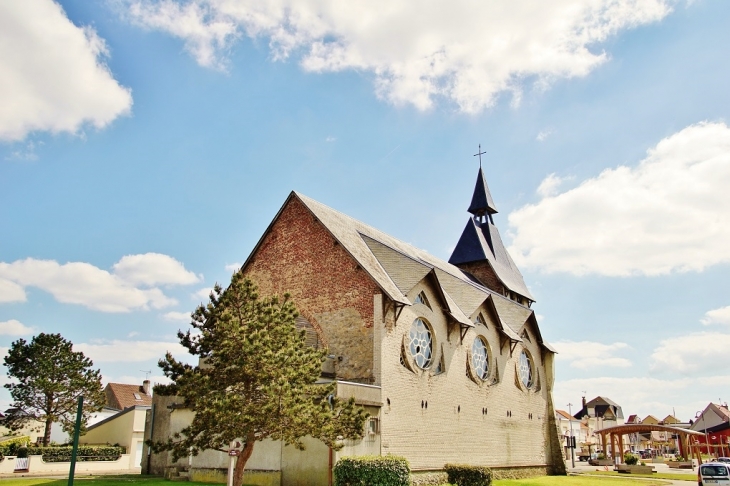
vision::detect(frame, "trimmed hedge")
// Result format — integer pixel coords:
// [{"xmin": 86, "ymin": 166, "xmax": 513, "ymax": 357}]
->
[
  {"xmin": 444, "ymin": 464, "xmax": 492, "ymax": 486},
  {"xmin": 21, "ymin": 446, "xmax": 125, "ymax": 462},
  {"xmin": 334, "ymin": 456, "xmax": 410, "ymax": 486}
]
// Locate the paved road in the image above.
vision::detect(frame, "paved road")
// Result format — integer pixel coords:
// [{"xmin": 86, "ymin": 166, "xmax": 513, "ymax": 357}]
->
[{"xmin": 566, "ymin": 460, "xmax": 697, "ymax": 485}]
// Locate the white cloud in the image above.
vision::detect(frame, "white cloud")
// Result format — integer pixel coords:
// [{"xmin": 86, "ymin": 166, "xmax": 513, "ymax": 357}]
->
[
  {"xmin": 325, "ymin": 136, "xmax": 336, "ymax": 142},
  {"xmin": 163, "ymin": 311, "xmax": 191, "ymax": 322},
  {"xmin": 126, "ymin": 0, "xmax": 671, "ymax": 112},
  {"xmin": 536, "ymin": 129, "xmax": 554, "ymax": 142},
  {"xmin": 509, "ymin": 122, "xmax": 730, "ymax": 276},
  {"xmin": 701, "ymin": 306, "xmax": 730, "ymax": 326},
  {"xmin": 77, "ymin": 339, "xmax": 187, "ymax": 363},
  {"xmin": 536, "ymin": 173, "xmax": 571, "ymax": 198},
  {"xmin": 0, "ymin": 0, "xmax": 132, "ymax": 141},
  {"xmin": 650, "ymin": 331, "xmax": 730, "ymax": 374},
  {"xmin": 113, "ymin": 253, "xmax": 201, "ymax": 286},
  {"xmin": 192, "ymin": 287, "xmax": 214, "ymax": 301},
  {"xmin": 224, "ymin": 262, "xmax": 241, "ymax": 273},
  {"xmin": 553, "ymin": 340, "xmax": 632, "ymax": 369},
  {"xmin": 553, "ymin": 375, "xmax": 713, "ymax": 421},
  {"xmin": 0, "ymin": 320, "xmax": 34, "ymax": 336},
  {"xmin": 0, "ymin": 279, "xmax": 26, "ymax": 303},
  {"xmin": 0, "ymin": 253, "xmax": 199, "ymax": 312}
]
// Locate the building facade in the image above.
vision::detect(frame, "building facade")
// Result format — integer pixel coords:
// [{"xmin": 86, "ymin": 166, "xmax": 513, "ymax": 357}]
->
[{"xmin": 144, "ymin": 169, "xmax": 566, "ymax": 484}]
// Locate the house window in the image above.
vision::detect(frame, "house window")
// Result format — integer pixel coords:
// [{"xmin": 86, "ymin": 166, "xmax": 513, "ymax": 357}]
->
[
  {"xmin": 414, "ymin": 292, "xmax": 431, "ymax": 309},
  {"xmin": 409, "ymin": 318, "xmax": 433, "ymax": 369},
  {"xmin": 471, "ymin": 337, "xmax": 489, "ymax": 380},
  {"xmin": 133, "ymin": 393, "xmax": 142, "ymax": 400},
  {"xmin": 519, "ymin": 350, "xmax": 533, "ymax": 389},
  {"xmin": 474, "ymin": 313, "xmax": 487, "ymax": 328}
]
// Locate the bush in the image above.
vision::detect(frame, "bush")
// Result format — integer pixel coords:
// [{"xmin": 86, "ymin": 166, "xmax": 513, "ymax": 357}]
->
[
  {"xmin": 21, "ymin": 446, "xmax": 126, "ymax": 462},
  {"xmin": 444, "ymin": 464, "xmax": 492, "ymax": 486},
  {"xmin": 334, "ymin": 456, "xmax": 410, "ymax": 486},
  {"xmin": 597, "ymin": 453, "xmax": 606, "ymax": 460},
  {"xmin": 624, "ymin": 453, "xmax": 638, "ymax": 466}
]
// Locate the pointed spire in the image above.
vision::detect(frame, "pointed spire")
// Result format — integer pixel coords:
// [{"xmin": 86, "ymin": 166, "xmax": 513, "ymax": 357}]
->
[{"xmin": 467, "ymin": 167, "xmax": 498, "ymax": 216}]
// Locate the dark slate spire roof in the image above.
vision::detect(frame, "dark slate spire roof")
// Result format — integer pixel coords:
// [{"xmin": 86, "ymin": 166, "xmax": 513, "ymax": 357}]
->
[
  {"xmin": 468, "ymin": 167, "xmax": 498, "ymax": 216},
  {"xmin": 450, "ymin": 168, "xmax": 533, "ymax": 301}
]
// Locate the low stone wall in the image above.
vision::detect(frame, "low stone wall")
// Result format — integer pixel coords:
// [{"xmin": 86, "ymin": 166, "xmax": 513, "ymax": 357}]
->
[
  {"xmin": 190, "ymin": 467, "xmax": 280, "ymax": 486},
  {"xmin": 0, "ymin": 455, "xmax": 138, "ymax": 475}
]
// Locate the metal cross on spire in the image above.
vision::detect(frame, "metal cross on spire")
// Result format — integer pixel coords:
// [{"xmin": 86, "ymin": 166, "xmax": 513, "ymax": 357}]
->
[{"xmin": 473, "ymin": 144, "xmax": 487, "ymax": 169}]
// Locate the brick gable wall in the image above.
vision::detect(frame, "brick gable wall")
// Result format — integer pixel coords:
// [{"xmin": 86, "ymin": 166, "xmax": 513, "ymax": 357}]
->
[{"xmin": 243, "ymin": 196, "xmax": 380, "ymax": 382}]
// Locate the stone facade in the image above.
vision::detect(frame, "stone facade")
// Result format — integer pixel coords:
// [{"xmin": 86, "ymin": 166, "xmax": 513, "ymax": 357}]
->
[{"xmin": 144, "ymin": 178, "xmax": 566, "ymax": 484}]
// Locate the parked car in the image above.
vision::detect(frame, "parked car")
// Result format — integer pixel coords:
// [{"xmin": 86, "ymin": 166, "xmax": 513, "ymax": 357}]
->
[
  {"xmin": 698, "ymin": 462, "xmax": 730, "ymax": 486},
  {"xmin": 717, "ymin": 458, "xmax": 730, "ymax": 464}
]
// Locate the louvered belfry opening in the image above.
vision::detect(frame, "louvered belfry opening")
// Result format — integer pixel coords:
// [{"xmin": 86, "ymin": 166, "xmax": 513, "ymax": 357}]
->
[{"xmin": 295, "ymin": 316, "xmax": 321, "ymax": 349}]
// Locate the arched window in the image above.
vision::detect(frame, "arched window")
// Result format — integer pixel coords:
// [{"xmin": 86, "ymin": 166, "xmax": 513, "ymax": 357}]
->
[
  {"xmin": 471, "ymin": 336, "xmax": 489, "ymax": 380},
  {"xmin": 519, "ymin": 350, "xmax": 533, "ymax": 389}
]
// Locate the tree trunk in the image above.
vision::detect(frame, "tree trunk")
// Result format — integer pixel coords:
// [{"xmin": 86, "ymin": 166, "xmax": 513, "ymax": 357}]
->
[
  {"xmin": 232, "ymin": 432, "xmax": 256, "ymax": 486},
  {"xmin": 43, "ymin": 416, "xmax": 53, "ymax": 447}
]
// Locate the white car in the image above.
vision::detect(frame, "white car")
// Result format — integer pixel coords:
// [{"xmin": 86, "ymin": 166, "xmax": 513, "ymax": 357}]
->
[{"xmin": 698, "ymin": 462, "xmax": 730, "ymax": 485}]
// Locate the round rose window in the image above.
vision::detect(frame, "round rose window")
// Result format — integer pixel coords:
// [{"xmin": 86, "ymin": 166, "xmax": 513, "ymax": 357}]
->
[
  {"xmin": 519, "ymin": 350, "xmax": 533, "ymax": 388},
  {"xmin": 409, "ymin": 318, "xmax": 433, "ymax": 369},
  {"xmin": 471, "ymin": 337, "xmax": 489, "ymax": 380}
]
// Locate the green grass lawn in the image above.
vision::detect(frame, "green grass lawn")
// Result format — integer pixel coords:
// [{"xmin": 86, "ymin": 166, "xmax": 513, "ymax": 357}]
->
[
  {"xmin": 494, "ymin": 476, "xmax": 670, "ymax": 486},
  {"xmin": 0, "ymin": 475, "xmax": 674, "ymax": 486},
  {"xmin": 585, "ymin": 470, "xmax": 696, "ymax": 481}
]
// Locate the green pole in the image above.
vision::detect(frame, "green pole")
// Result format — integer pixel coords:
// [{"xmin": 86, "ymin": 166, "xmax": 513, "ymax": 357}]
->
[{"xmin": 68, "ymin": 395, "xmax": 83, "ymax": 486}]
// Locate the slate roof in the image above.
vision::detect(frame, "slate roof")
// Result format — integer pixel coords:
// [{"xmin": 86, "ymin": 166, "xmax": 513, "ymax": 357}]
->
[
  {"xmin": 574, "ymin": 396, "xmax": 624, "ymax": 420},
  {"xmin": 247, "ymin": 192, "xmax": 552, "ymax": 351},
  {"xmin": 104, "ymin": 383, "xmax": 152, "ymax": 410},
  {"xmin": 468, "ymin": 167, "xmax": 498, "ymax": 216}
]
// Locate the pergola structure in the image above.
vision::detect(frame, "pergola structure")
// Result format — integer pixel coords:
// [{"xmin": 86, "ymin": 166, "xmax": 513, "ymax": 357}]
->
[{"xmin": 594, "ymin": 424, "xmax": 705, "ymax": 464}]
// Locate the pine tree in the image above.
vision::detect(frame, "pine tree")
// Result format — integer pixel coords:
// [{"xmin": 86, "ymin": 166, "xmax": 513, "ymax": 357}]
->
[
  {"xmin": 3, "ymin": 333, "xmax": 105, "ymax": 446},
  {"xmin": 149, "ymin": 273, "xmax": 368, "ymax": 486}
]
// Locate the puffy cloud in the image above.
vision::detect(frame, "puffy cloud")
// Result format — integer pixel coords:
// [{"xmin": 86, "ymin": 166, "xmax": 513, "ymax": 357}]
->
[
  {"xmin": 650, "ymin": 331, "xmax": 730, "ymax": 374},
  {"xmin": 0, "ymin": 320, "xmax": 34, "ymax": 336},
  {"xmin": 536, "ymin": 173, "xmax": 570, "ymax": 198},
  {"xmin": 509, "ymin": 122, "xmax": 730, "ymax": 276},
  {"xmin": 192, "ymin": 287, "xmax": 214, "ymax": 301},
  {"xmin": 126, "ymin": 0, "xmax": 671, "ymax": 112},
  {"xmin": 163, "ymin": 311, "xmax": 191, "ymax": 322},
  {"xmin": 0, "ymin": 279, "xmax": 26, "ymax": 303},
  {"xmin": 553, "ymin": 340, "xmax": 632, "ymax": 369},
  {"xmin": 112, "ymin": 253, "xmax": 201, "ymax": 286},
  {"xmin": 224, "ymin": 262, "xmax": 241, "ymax": 273},
  {"xmin": 0, "ymin": 253, "xmax": 198, "ymax": 313},
  {"xmin": 701, "ymin": 306, "xmax": 730, "ymax": 326},
  {"xmin": 77, "ymin": 339, "xmax": 187, "ymax": 363},
  {"xmin": 0, "ymin": 0, "xmax": 132, "ymax": 141},
  {"xmin": 553, "ymin": 375, "xmax": 715, "ymax": 420}
]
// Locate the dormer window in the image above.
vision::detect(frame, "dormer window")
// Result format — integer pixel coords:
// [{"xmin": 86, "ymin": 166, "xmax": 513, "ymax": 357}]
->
[{"xmin": 414, "ymin": 291, "xmax": 431, "ymax": 310}]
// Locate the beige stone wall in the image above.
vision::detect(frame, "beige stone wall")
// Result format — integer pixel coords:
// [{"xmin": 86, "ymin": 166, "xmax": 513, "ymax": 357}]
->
[{"xmin": 379, "ymin": 278, "xmax": 556, "ymax": 471}]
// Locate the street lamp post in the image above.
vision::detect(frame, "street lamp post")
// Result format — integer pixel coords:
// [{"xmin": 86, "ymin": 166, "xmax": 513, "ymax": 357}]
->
[{"xmin": 568, "ymin": 403, "xmax": 575, "ymax": 468}]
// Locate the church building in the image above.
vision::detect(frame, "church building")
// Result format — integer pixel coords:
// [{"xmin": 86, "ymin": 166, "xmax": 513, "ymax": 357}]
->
[{"xmin": 144, "ymin": 167, "xmax": 566, "ymax": 484}]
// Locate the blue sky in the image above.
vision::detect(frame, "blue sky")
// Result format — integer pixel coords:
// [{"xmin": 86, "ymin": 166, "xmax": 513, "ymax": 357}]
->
[{"xmin": 2, "ymin": 0, "xmax": 730, "ymax": 421}]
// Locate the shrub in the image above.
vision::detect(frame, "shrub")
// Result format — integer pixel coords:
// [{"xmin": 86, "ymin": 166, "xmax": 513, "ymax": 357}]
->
[
  {"xmin": 23, "ymin": 446, "xmax": 125, "ymax": 462},
  {"xmin": 444, "ymin": 464, "xmax": 492, "ymax": 486},
  {"xmin": 597, "ymin": 453, "xmax": 606, "ymax": 460},
  {"xmin": 334, "ymin": 456, "xmax": 410, "ymax": 486},
  {"xmin": 624, "ymin": 453, "xmax": 638, "ymax": 466}
]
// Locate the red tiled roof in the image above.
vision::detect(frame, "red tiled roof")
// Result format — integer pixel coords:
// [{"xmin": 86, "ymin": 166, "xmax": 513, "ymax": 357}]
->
[
  {"xmin": 556, "ymin": 410, "xmax": 577, "ymax": 421},
  {"xmin": 104, "ymin": 383, "xmax": 151, "ymax": 410}
]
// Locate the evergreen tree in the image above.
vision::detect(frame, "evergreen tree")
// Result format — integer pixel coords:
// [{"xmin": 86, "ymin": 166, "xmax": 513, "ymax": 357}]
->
[
  {"xmin": 3, "ymin": 333, "xmax": 105, "ymax": 446},
  {"xmin": 149, "ymin": 274, "xmax": 368, "ymax": 486}
]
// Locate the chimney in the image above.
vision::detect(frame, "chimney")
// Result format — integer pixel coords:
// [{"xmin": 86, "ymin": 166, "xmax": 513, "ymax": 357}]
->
[
  {"xmin": 143, "ymin": 380, "xmax": 151, "ymax": 396},
  {"xmin": 582, "ymin": 396, "xmax": 587, "ymax": 408}
]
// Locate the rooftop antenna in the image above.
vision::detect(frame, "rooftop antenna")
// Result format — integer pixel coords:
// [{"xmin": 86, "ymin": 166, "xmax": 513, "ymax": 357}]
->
[
  {"xmin": 473, "ymin": 144, "xmax": 487, "ymax": 169},
  {"xmin": 141, "ymin": 370, "xmax": 152, "ymax": 380}
]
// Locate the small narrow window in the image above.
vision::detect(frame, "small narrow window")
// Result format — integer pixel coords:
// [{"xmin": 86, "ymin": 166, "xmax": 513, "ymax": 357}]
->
[
  {"xmin": 133, "ymin": 393, "xmax": 142, "ymax": 400},
  {"xmin": 414, "ymin": 291, "xmax": 431, "ymax": 309},
  {"xmin": 475, "ymin": 313, "xmax": 487, "ymax": 328},
  {"xmin": 521, "ymin": 330, "xmax": 531, "ymax": 342}
]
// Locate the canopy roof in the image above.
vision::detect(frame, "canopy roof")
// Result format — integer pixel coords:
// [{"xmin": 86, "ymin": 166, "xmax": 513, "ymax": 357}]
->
[{"xmin": 595, "ymin": 423, "xmax": 704, "ymax": 436}]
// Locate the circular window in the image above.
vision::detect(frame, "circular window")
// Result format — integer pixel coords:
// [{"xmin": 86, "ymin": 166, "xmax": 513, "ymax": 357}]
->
[
  {"xmin": 471, "ymin": 337, "xmax": 489, "ymax": 380},
  {"xmin": 519, "ymin": 350, "xmax": 533, "ymax": 388},
  {"xmin": 409, "ymin": 318, "xmax": 433, "ymax": 369}
]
